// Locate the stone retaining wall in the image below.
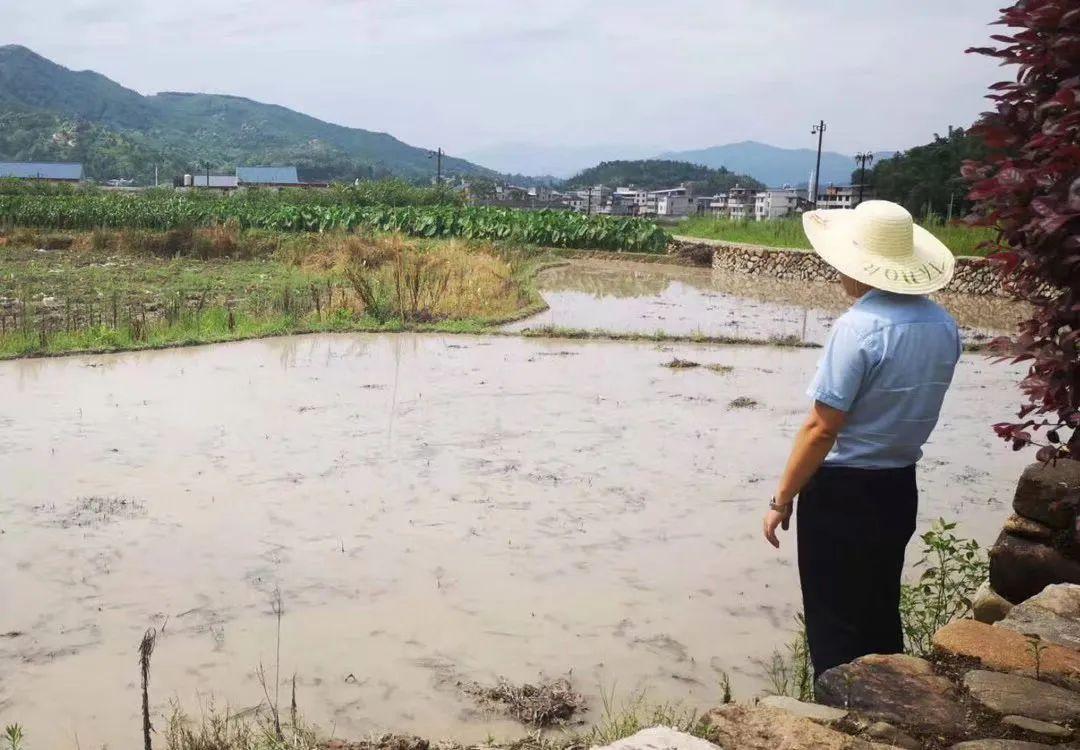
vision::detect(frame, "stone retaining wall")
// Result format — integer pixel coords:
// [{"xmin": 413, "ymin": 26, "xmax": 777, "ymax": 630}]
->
[{"xmin": 676, "ymin": 239, "xmax": 1006, "ymax": 297}]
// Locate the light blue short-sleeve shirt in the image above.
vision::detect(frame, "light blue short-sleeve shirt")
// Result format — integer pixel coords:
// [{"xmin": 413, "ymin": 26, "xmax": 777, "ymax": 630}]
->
[{"xmin": 808, "ymin": 289, "xmax": 962, "ymax": 468}]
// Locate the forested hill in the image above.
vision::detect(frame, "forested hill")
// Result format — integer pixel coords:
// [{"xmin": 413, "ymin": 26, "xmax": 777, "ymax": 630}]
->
[
  {"xmin": 863, "ymin": 127, "xmax": 987, "ymax": 218},
  {"xmin": 0, "ymin": 45, "xmax": 495, "ymax": 184},
  {"xmin": 565, "ymin": 159, "xmax": 763, "ymax": 193}
]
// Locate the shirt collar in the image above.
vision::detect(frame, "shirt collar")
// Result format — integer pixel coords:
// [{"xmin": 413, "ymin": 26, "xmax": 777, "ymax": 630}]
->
[{"xmin": 857, "ymin": 288, "xmax": 889, "ymax": 305}]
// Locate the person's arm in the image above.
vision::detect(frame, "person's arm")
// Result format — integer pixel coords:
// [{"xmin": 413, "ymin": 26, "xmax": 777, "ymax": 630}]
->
[
  {"xmin": 763, "ymin": 320, "xmax": 878, "ymax": 548},
  {"xmin": 763, "ymin": 401, "xmax": 847, "ymax": 548}
]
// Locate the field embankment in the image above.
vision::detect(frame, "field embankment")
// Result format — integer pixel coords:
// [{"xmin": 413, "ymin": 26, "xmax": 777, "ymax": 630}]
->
[{"xmin": 678, "ymin": 215, "xmax": 997, "ymax": 257}]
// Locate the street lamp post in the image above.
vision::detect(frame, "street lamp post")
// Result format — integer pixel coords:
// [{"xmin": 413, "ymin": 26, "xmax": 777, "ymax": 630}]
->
[
  {"xmin": 855, "ymin": 152, "xmax": 874, "ymax": 206},
  {"xmin": 811, "ymin": 120, "xmax": 826, "ymax": 207}
]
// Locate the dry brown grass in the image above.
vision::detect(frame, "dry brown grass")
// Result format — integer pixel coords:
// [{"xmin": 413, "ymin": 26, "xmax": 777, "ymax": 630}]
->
[
  {"xmin": 3, "ymin": 224, "xmax": 283, "ymax": 260},
  {"xmin": 341, "ymin": 238, "xmax": 526, "ymax": 322},
  {"xmin": 289, "ymin": 232, "xmax": 404, "ymax": 271},
  {"xmin": 462, "ymin": 676, "xmax": 585, "ymax": 728}
]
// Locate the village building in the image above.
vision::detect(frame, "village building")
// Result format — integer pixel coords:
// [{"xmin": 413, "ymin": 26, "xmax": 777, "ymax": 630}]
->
[
  {"xmin": 754, "ymin": 189, "xmax": 801, "ymax": 221},
  {"xmin": 648, "ymin": 187, "xmax": 691, "ymax": 217},
  {"xmin": 569, "ymin": 185, "xmax": 611, "ymax": 214},
  {"xmin": 610, "ymin": 187, "xmax": 649, "ymax": 216},
  {"xmin": 725, "ymin": 185, "xmax": 757, "ymax": 220},
  {"xmin": 191, "ymin": 175, "xmax": 240, "ymax": 189},
  {"xmin": 237, "ymin": 166, "xmax": 301, "ymax": 188},
  {"xmin": 0, "ymin": 161, "xmax": 83, "ymax": 183},
  {"xmin": 694, "ymin": 194, "xmax": 725, "ymax": 215},
  {"xmin": 815, "ymin": 185, "xmax": 873, "ymax": 210}
]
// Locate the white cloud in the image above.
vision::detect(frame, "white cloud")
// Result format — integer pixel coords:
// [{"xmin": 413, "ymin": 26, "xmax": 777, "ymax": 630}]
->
[{"xmin": 2, "ymin": 0, "xmax": 1004, "ymax": 161}]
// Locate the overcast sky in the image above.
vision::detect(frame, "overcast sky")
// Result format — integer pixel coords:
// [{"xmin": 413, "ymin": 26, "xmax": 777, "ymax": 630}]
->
[{"xmin": 4, "ymin": 0, "xmax": 1004, "ymax": 161}]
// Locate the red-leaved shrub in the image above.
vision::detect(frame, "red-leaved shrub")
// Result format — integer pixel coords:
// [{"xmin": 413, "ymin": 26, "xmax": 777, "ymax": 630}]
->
[{"xmin": 965, "ymin": 0, "xmax": 1080, "ymax": 460}]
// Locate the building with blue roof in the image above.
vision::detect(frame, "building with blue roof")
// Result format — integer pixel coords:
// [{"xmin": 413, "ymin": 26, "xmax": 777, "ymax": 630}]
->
[
  {"xmin": 0, "ymin": 162, "xmax": 84, "ymax": 182},
  {"xmin": 236, "ymin": 166, "xmax": 300, "ymax": 186}
]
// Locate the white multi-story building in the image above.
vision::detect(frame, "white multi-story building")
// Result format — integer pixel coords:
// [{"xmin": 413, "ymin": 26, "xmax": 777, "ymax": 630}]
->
[
  {"xmin": 569, "ymin": 185, "xmax": 611, "ymax": 213},
  {"xmin": 725, "ymin": 185, "xmax": 756, "ymax": 220},
  {"xmin": 694, "ymin": 195, "xmax": 725, "ymax": 215},
  {"xmin": 610, "ymin": 186, "xmax": 649, "ymax": 215},
  {"xmin": 754, "ymin": 189, "xmax": 800, "ymax": 221},
  {"xmin": 648, "ymin": 187, "xmax": 691, "ymax": 217},
  {"xmin": 816, "ymin": 185, "xmax": 871, "ymax": 210}
]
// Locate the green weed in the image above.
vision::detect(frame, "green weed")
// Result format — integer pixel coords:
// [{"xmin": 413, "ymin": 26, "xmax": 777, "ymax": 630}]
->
[
  {"xmin": 900, "ymin": 518, "xmax": 988, "ymax": 656},
  {"xmin": 761, "ymin": 613, "xmax": 813, "ymax": 702}
]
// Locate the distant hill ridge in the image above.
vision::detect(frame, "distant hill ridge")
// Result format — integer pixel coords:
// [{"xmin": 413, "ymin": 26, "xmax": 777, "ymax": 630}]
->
[
  {"xmin": 564, "ymin": 159, "xmax": 763, "ymax": 193},
  {"xmin": 659, "ymin": 140, "xmax": 896, "ymax": 189},
  {"xmin": 0, "ymin": 44, "xmax": 493, "ymax": 184}
]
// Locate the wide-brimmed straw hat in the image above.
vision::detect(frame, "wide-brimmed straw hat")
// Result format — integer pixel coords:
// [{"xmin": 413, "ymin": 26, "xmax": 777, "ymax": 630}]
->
[{"xmin": 802, "ymin": 200, "xmax": 955, "ymax": 294}]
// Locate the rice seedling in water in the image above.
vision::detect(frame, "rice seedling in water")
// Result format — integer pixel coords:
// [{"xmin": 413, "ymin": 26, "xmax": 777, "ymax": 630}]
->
[{"xmin": 3, "ymin": 725, "xmax": 24, "ymax": 750}]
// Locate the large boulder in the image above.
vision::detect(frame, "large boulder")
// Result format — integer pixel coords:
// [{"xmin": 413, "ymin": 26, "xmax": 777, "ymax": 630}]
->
[
  {"xmin": 989, "ymin": 532, "xmax": 1080, "ymax": 604},
  {"xmin": 815, "ymin": 654, "xmax": 966, "ymax": 737},
  {"xmin": 997, "ymin": 583, "xmax": 1080, "ymax": 650},
  {"xmin": 1010, "ymin": 460, "xmax": 1080, "ymax": 530},
  {"xmin": 962, "ymin": 670, "xmax": 1080, "ymax": 723},
  {"xmin": 972, "ymin": 581, "xmax": 1014, "ymax": 625},
  {"xmin": 1002, "ymin": 514, "xmax": 1054, "ymax": 543},
  {"xmin": 1000, "ymin": 715, "xmax": 1072, "ymax": 740},
  {"xmin": 949, "ymin": 741, "xmax": 1055, "ymax": 749},
  {"xmin": 932, "ymin": 619, "xmax": 1080, "ymax": 687},
  {"xmin": 759, "ymin": 695, "xmax": 848, "ymax": 724},
  {"xmin": 860, "ymin": 722, "xmax": 921, "ymax": 750},
  {"xmin": 701, "ymin": 704, "xmax": 900, "ymax": 750},
  {"xmin": 589, "ymin": 727, "xmax": 721, "ymax": 750}
]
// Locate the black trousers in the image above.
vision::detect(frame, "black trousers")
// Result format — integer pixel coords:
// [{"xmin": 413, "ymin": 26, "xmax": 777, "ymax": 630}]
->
[{"xmin": 797, "ymin": 464, "xmax": 918, "ymax": 681}]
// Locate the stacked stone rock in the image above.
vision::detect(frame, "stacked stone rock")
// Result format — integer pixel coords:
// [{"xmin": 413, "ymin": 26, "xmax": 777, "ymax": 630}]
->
[
  {"xmin": 596, "ymin": 586, "xmax": 1080, "ymax": 749},
  {"xmin": 987, "ymin": 461, "xmax": 1080, "ymax": 606},
  {"xmin": 690, "ymin": 240, "xmax": 1009, "ymax": 297}
]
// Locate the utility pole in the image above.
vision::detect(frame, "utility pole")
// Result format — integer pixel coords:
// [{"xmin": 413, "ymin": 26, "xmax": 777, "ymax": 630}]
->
[
  {"xmin": 154, "ymin": 164, "xmax": 159, "ymax": 188},
  {"xmin": 811, "ymin": 120, "xmax": 826, "ymax": 207},
  {"xmin": 202, "ymin": 160, "xmax": 211, "ymax": 189},
  {"xmin": 855, "ymin": 152, "xmax": 874, "ymax": 206},
  {"xmin": 586, "ymin": 187, "xmax": 593, "ymax": 216},
  {"xmin": 429, "ymin": 148, "xmax": 443, "ymax": 185}
]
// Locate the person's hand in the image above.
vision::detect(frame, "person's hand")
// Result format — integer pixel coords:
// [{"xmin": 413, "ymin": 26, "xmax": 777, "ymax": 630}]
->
[{"xmin": 763, "ymin": 502, "xmax": 793, "ymax": 548}]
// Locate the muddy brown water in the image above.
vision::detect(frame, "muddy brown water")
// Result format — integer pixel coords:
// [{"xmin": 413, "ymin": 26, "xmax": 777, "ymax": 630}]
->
[
  {"xmin": 503, "ymin": 259, "xmax": 1028, "ymax": 344},
  {"xmin": 0, "ymin": 329, "xmax": 1028, "ymax": 748}
]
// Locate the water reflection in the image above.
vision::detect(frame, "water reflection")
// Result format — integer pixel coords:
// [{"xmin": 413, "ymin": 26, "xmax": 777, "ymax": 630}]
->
[{"xmin": 505, "ymin": 259, "xmax": 1027, "ymax": 345}]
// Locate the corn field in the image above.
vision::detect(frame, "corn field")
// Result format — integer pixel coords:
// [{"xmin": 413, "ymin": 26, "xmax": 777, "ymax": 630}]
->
[{"xmin": 0, "ymin": 194, "xmax": 671, "ymax": 252}]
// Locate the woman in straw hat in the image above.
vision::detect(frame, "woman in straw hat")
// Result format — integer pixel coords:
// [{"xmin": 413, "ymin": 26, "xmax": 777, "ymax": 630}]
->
[{"xmin": 762, "ymin": 200, "xmax": 962, "ymax": 683}]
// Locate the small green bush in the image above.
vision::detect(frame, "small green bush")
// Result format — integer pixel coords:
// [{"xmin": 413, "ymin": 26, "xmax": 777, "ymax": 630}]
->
[{"xmin": 900, "ymin": 518, "xmax": 987, "ymax": 656}]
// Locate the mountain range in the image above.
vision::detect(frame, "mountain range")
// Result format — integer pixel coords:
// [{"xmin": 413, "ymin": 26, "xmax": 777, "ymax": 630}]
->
[
  {"xmin": 659, "ymin": 142, "xmax": 896, "ymax": 189},
  {"xmin": 469, "ymin": 141, "xmax": 895, "ymax": 186},
  {"xmin": 0, "ymin": 45, "xmax": 896, "ymax": 188},
  {"xmin": 0, "ymin": 44, "xmax": 492, "ymax": 184}
]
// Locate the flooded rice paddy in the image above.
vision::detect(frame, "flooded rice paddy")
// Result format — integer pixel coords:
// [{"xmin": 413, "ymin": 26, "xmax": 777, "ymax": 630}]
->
[
  {"xmin": 0, "ymin": 260, "xmax": 1031, "ymax": 747},
  {"xmin": 504, "ymin": 259, "xmax": 1028, "ymax": 345},
  {"xmin": 1, "ymin": 334, "xmax": 1027, "ymax": 748}
]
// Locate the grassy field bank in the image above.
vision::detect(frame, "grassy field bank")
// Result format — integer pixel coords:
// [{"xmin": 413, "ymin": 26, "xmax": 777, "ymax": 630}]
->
[
  {"xmin": 0, "ymin": 226, "xmax": 553, "ymax": 359},
  {"xmin": 677, "ymin": 216, "xmax": 998, "ymax": 256}
]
